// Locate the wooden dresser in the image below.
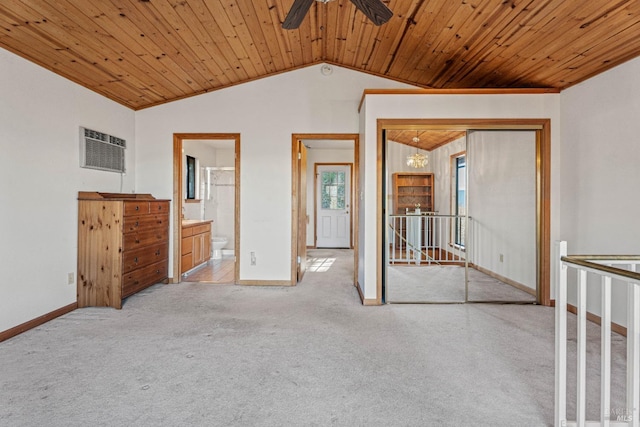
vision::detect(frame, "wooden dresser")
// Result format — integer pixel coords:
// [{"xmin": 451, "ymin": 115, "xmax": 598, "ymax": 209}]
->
[
  {"xmin": 181, "ymin": 220, "xmax": 212, "ymax": 273},
  {"xmin": 77, "ymin": 192, "xmax": 170, "ymax": 309}
]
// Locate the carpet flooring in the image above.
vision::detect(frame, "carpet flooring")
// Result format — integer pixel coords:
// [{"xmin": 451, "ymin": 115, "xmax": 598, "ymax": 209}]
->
[
  {"xmin": 0, "ymin": 249, "xmax": 628, "ymax": 426},
  {"xmin": 386, "ymin": 265, "xmax": 536, "ymax": 303}
]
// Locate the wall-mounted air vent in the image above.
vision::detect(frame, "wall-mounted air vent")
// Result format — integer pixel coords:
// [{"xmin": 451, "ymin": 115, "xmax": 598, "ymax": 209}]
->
[{"xmin": 79, "ymin": 127, "xmax": 126, "ymax": 173}]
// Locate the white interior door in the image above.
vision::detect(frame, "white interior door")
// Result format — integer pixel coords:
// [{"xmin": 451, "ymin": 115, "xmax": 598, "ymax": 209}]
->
[{"xmin": 316, "ymin": 165, "xmax": 351, "ymax": 248}]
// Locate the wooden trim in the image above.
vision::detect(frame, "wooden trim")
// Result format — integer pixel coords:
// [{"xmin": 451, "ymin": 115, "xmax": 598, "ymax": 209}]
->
[
  {"xmin": 470, "ymin": 264, "xmax": 536, "ymax": 297},
  {"xmin": 173, "ymin": 133, "xmax": 240, "ymax": 285},
  {"xmin": 291, "ymin": 137, "xmax": 299, "ymax": 286},
  {"xmin": 313, "ymin": 162, "xmax": 354, "ymax": 249},
  {"xmin": 377, "ymin": 119, "xmax": 552, "ymax": 307},
  {"xmin": 358, "ymin": 88, "xmax": 560, "ymax": 113},
  {"xmin": 0, "ymin": 303, "xmax": 77, "ymax": 343},
  {"xmin": 234, "ymin": 136, "xmax": 241, "ymax": 285},
  {"xmin": 376, "ymin": 122, "xmax": 384, "ymax": 305},
  {"xmin": 236, "ymin": 280, "xmax": 295, "ymax": 286},
  {"xmin": 356, "ymin": 281, "xmax": 380, "ymax": 306},
  {"xmin": 566, "ymin": 303, "xmax": 627, "ymax": 337},
  {"xmin": 351, "ymin": 136, "xmax": 360, "ymax": 287},
  {"xmin": 172, "ymin": 134, "xmax": 182, "ymax": 285},
  {"xmin": 291, "ymin": 134, "xmax": 360, "ymax": 287},
  {"xmin": 538, "ymin": 121, "xmax": 552, "ymax": 306}
]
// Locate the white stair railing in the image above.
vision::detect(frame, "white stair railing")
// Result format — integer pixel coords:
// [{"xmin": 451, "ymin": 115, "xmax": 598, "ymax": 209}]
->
[
  {"xmin": 556, "ymin": 241, "xmax": 640, "ymax": 427},
  {"xmin": 388, "ymin": 214, "xmax": 468, "ymax": 265}
]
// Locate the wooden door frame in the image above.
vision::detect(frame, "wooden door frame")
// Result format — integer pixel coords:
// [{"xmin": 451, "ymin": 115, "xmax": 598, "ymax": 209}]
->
[
  {"xmin": 172, "ymin": 133, "xmax": 240, "ymax": 284},
  {"xmin": 377, "ymin": 119, "xmax": 551, "ymax": 306},
  {"xmin": 291, "ymin": 134, "xmax": 360, "ymax": 286},
  {"xmin": 314, "ymin": 163, "xmax": 354, "ymax": 249}
]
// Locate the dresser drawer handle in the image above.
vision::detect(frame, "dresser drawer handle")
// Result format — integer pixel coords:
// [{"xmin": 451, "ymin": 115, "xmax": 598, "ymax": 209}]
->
[
  {"xmin": 155, "ymin": 250, "xmax": 161, "ymax": 256},
  {"xmin": 134, "ymin": 257, "xmax": 138, "ymax": 263},
  {"xmin": 156, "ymin": 269, "xmax": 160, "ymax": 274},
  {"xmin": 135, "ymin": 221, "xmax": 139, "ymax": 227},
  {"xmin": 135, "ymin": 239, "xmax": 140, "ymax": 244},
  {"xmin": 135, "ymin": 206, "xmax": 139, "ymax": 211}
]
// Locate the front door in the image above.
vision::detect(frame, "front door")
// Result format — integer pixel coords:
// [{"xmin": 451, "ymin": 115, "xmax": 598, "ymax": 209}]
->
[{"xmin": 316, "ymin": 164, "xmax": 351, "ymax": 248}]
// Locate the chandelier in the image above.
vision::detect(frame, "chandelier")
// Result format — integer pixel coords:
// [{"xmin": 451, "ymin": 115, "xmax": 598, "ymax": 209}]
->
[{"xmin": 406, "ymin": 132, "xmax": 428, "ymax": 168}]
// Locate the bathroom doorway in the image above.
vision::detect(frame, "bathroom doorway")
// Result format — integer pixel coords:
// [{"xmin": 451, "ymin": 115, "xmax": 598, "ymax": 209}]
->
[{"xmin": 172, "ymin": 133, "xmax": 240, "ymax": 284}]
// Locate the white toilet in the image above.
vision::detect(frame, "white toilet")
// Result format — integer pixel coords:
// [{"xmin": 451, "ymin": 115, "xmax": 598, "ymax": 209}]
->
[{"xmin": 211, "ymin": 237, "xmax": 228, "ymax": 260}]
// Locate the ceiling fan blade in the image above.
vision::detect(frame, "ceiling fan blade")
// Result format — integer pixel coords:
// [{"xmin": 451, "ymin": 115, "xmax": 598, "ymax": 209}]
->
[
  {"xmin": 349, "ymin": 0, "xmax": 393, "ymax": 26},
  {"xmin": 282, "ymin": 0, "xmax": 315, "ymax": 30}
]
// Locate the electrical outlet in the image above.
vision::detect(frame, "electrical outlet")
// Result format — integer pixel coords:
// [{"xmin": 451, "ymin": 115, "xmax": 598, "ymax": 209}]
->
[
  {"xmin": 250, "ymin": 252, "xmax": 256, "ymax": 266},
  {"xmin": 499, "ymin": 254, "xmax": 504, "ymax": 263},
  {"xmin": 68, "ymin": 272, "xmax": 75, "ymax": 285}
]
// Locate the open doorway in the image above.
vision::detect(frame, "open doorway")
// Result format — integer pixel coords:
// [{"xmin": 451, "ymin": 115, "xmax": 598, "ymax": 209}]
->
[
  {"xmin": 291, "ymin": 134, "xmax": 359, "ymax": 286},
  {"xmin": 377, "ymin": 119, "xmax": 551, "ymax": 306},
  {"xmin": 172, "ymin": 133, "xmax": 240, "ymax": 284}
]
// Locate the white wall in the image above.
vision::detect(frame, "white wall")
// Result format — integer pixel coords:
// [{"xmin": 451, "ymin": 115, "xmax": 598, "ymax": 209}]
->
[
  {"xmin": 360, "ymin": 93, "xmax": 561, "ymax": 300},
  {"xmin": 305, "ymin": 147, "xmax": 354, "ymax": 247},
  {"xmin": 560, "ymin": 56, "xmax": 640, "ymax": 327},
  {"xmin": 0, "ymin": 49, "xmax": 136, "ymax": 332},
  {"xmin": 135, "ymin": 64, "xmax": 414, "ymax": 282},
  {"xmin": 467, "ymin": 131, "xmax": 537, "ymax": 290}
]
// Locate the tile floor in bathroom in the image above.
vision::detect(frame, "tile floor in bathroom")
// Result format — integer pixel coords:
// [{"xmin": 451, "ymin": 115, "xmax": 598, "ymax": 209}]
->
[{"xmin": 182, "ymin": 257, "xmax": 235, "ymax": 283}]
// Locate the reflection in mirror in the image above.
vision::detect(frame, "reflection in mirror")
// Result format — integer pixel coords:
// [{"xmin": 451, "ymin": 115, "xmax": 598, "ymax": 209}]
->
[{"xmin": 186, "ymin": 155, "xmax": 196, "ymax": 199}]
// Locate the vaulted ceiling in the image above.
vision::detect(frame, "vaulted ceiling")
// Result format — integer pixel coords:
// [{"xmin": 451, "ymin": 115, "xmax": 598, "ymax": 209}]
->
[{"xmin": 1, "ymin": 0, "xmax": 639, "ymax": 111}]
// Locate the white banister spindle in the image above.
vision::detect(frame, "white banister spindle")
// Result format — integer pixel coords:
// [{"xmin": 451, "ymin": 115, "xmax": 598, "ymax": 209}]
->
[
  {"xmin": 555, "ymin": 243, "xmax": 640, "ymax": 427},
  {"xmin": 628, "ymin": 275, "xmax": 640, "ymax": 427},
  {"xmin": 601, "ymin": 274, "xmax": 612, "ymax": 427},
  {"xmin": 577, "ymin": 268, "xmax": 587, "ymax": 426},
  {"xmin": 556, "ymin": 241, "xmax": 568, "ymax": 427}
]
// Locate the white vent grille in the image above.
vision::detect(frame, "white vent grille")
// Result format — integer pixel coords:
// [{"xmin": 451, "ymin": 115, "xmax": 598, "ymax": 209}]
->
[{"xmin": 80, "ymin": 127, "xmax": 126, "ymax": 173}]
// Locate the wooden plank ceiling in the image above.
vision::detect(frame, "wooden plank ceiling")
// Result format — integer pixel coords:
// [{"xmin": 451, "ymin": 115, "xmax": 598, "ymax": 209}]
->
[
  {"xmin": 1, "ymin": 0, "xmax": 639, "ymax": 111},
  {"xmin": 387, "ymin": 129, "xmax": 466, "ymax": 150}
]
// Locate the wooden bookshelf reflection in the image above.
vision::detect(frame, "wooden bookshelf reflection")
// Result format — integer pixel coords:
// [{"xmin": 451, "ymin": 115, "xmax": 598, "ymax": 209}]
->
[{"xmin": 392, "ymin": 172, "xmax": 434, "ymax": 214}]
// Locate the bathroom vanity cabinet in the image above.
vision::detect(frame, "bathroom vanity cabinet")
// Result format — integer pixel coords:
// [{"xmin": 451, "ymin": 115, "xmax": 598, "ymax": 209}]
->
[
  {"xmin": 77, "ymin": 192, "xmax": 170, "ymax": 309},
  {"xmin": 181, "ymin": 220, "xmax": 212, "ymax": 273}
]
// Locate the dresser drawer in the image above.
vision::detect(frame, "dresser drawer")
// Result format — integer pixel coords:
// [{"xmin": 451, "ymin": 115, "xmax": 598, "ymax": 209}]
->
[
  {"xmin": 122, "ymin": 260, "xmax": 168, "ymax": 298},
  {"xmin": 149, "ymin": 201, "xmax": 170, "ymax": 214},
  {"xmin": 124, "ymin": 201, "xmax": 150, "ymax": 216},
  {"xmin": 123, "ymin": 242, "xmax": 168, "ymax": 273},
  {"xmin": 123, "ymin": 214, "xmax": 169, "ymax": 233},
  {"xmin": 123, "ymin": 228, "xmax": 168, "ymax": 251}
]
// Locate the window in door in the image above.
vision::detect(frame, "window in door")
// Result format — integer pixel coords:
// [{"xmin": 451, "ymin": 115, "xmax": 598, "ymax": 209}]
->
[{"xmin": 321, "ymin": 171, "xmax": 346, "ymax": 210}]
